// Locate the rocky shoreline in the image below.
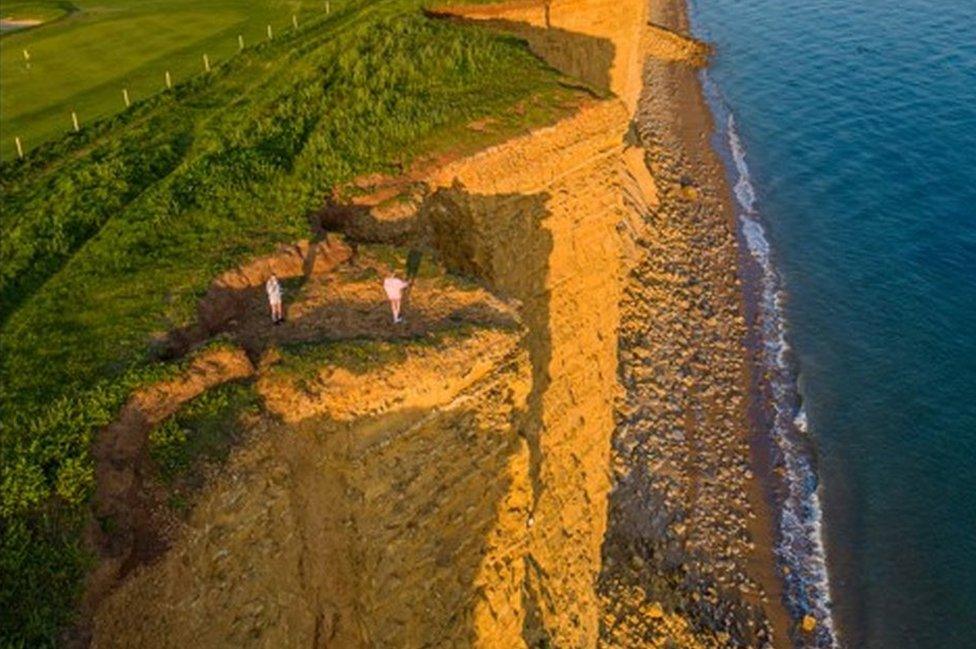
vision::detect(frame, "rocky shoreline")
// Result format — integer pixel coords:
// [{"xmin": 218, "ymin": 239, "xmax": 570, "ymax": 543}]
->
[{"xmin": 597, "ymin": 0, "xmax": 793, "ymax": 646}]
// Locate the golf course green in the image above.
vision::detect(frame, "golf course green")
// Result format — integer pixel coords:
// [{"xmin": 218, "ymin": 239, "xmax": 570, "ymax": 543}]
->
[{"xmin": 0, "ymin": 0, "xmax": 316, "ymax": 160}]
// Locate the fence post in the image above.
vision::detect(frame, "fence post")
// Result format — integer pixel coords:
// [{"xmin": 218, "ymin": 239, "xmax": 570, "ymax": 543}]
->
[
  {"xmin": 165, "ymin": 70, "xmax": 172, "ymax": 89},
  {"xmin": 292, "ymin": 14, "xmax": 298, "ymax": 28},
  {"xmin": 326, "ymin": 1, "xmax": 330, "ymax": 14},
  {"xmin": 238, "ymin": 34, "xmax": 245, "ymax": 50},
  {"xmin": 71, "ymin": 111, "xmax": 80, "ymax": 132},
  {"xmin": 203, "ymin": 53, "xmax": 211, "ymax": 72},
  {"xmin": 267, "ymin": 24, "xmax": 273, "ymax": 39},
  {"xmin": 123, "ymin": 88, "xmax": 130, "ymax": 107},
  {"xmin": 15, "ymin": 137, "xmax": 24, "ymax": 159}
]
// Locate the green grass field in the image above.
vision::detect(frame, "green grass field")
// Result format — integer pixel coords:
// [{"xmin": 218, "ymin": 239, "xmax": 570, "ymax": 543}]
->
[
  {"xmin": 0, "ymin": 0, "xmax": 317, "ymax": 160},
  {"xmin": 0, "ymin": 0, "xmax": 589, "ymax": 643},
  {"xmin": 1, "ymin": 0, "xmax": 72, "ymax": 24}
]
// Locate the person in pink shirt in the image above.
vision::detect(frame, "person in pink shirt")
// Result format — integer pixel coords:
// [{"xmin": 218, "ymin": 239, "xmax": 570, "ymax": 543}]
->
[{"xmin": 383, "ymin": 274, "xmax": 412, "ymax": 323}]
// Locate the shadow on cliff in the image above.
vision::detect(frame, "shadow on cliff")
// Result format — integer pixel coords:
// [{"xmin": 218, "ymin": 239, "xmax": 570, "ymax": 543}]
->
[
  {"xmin": 316, "ymin": 181, "xmax": 564, "ymax": 644},
  {"xmin": 417, "ymin": 184, "xmax": 558, "ymax": 645},
  {"xmin": 427, "ymin": 9, "xmax": 616, "ymax": 97},
  {"xmin": 418, "ymin": 183, "xmax": 550, "ymax": 499},
  {"xmin": 161, "ymin": 236, "xmax": 350, "ymax": 359},
  {"xmin": 192, "ymin": 287, "xmax": 519, "ymax": 362},
  {"xmin": 278, "ymin": 399, "xmax": 530, "ymax": 647}
]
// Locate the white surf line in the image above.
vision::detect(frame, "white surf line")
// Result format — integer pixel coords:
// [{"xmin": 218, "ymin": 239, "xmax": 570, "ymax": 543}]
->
[{"xmin": 724, "ymin": 100, "xmax": 840, "ymax": 649}]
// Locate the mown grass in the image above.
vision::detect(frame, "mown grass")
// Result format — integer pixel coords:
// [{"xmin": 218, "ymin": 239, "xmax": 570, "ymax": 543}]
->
[
  {"xmin": 1, "ymin": 0, "xmax": 72, "ymax": 24},
  {"xmin": 0, "ymin": 1, "xmax": 582, "ymax": 643},
  {"xmin": 0, "ymin": 0, "xmax": 316, "ymax": 160}
]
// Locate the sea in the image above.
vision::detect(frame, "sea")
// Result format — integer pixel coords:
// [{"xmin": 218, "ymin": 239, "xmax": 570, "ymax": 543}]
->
[{"xmin": 685, "ymin": 0, "xmax": 976, "ymax": 647}]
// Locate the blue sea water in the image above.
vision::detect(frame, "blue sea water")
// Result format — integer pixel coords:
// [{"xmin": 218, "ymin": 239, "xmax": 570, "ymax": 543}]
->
[{"xmin": 686, "ymin": 0, "xmax": 976, "ymax": 647}]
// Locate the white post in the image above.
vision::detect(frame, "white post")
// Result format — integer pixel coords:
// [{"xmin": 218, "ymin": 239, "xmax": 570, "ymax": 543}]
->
[
  {"xmin": 123, "ymin": 88, "xmax": 130, "ymax": 107},
  {"xmin": 165, "ymin": 70, "xmax": 172, "ymax": 89},
  {"xmin": 203, "ymin": 53, "xmax": 210, "ymax": 72},
  {"xmin": 71, "ymin": 111, "xmax": 79, "ymax": 132},
  {"xmin": 292, "ymin": 14, "xmax": 298, "ymax": 29},
  {"xmin": 326, "ymin": 1, "xmax": 330, "ymax": 14},
  {"xmin": 238, "ymin": 34, "xmax": 244, "ymax": 50},
  {"xmin": 267, "ymin": 24, "xmax": 273, "ymax": 39},
  {"xmin": 14, "ymin": 137, "xmax": 24, "ymax": 159}
]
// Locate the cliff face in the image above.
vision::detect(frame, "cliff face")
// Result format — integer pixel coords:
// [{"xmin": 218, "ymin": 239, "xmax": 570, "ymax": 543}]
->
[
  {"xmin": 422, "ymin": 99, "xmax": 634, "ymax": 645},
  {"xmin": 93, "ymin": 326, "xmax": 537, "ymax": 648},
  {"xmin": 87, "ymin": 1, "xmax": 786, "ymax": 646},
  {"xmin": 91, "ymin": 97, "xmax": 640, "ymax": 648},
  {"xmin": 432, "ymin": 0, "xmax": 651, "ymax": 112}
]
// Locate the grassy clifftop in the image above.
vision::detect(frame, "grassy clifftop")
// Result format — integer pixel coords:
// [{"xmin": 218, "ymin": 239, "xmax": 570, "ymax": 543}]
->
[
  {"xmin": 0, "ymin": 0, "xmax": 310, "ymax": 159},
  {"xmin": 0, "ymin": 1, "xmax": 583, "ymax": 643}
]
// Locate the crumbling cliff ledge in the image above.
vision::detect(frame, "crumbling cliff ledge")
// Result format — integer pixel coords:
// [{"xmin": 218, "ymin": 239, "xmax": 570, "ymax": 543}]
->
[
  {"xmin": 82, "ymin": 0, "xmax": 795, "ymax": 645},
  {"xmin": 88, "ymin": 249, "xmax": 540, "ymax": 648}
]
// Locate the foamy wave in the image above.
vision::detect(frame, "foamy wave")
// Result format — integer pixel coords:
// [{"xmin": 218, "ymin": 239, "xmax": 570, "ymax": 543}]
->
[
  {"xmin": 716, "ymin": 87, "xmax": 841, "ymax": 648},
  {"xmin": 728, "ymin": 117, "xmax": 758, "ymax": 213},
  {"xmin": 794, "ymin": 408, "xmax": 809, "ymax": 433}
]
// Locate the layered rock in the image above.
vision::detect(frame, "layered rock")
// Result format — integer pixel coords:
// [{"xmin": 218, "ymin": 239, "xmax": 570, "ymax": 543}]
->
[{"xmin": 92, "ymin": 325, "xmax": 535, "ymax": 648}]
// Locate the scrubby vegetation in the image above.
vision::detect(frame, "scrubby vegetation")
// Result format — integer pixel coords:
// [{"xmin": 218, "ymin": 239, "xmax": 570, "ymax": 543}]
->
[
  {"xmin": 149, "ymin": 380, "xmax": 261, "ymax": 484},
  {"xmin": 0, "ymin": 1, "xmax": 583, "ymax": 643},
  {"xmin": 269, "ymin": 324, "xmax": 487, "ymax": 385},
  {"xmin": 1, "ymin": 352, "xmax": 198, "ymax": 645}
]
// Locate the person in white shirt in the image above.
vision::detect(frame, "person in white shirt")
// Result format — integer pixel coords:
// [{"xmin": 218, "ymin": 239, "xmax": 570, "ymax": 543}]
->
[
  {"xmin": 383, "ymin": 274, "xmax": 411, "ymax": 324},
  {"xmin": 266, "ymin": 273, "xmax": 283, "ymax": 324}
]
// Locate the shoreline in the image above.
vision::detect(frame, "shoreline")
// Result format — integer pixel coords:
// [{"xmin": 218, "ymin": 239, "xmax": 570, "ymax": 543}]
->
[
  {"xmin": 658, "ymin": 4, "xmax": 804, "ymax": 646},
  {"xmin": 598, "ymin": 0, "xmax": 795, "ymax": 645},
  {"xmin": 665, "ymin": 3, "xmax": 801, "ymax": 642},
  {"xmin": 685, "ymin": 0, "xmax": 843, "ymax": 641},
  {"xmin": 698, "ymin": 68, "xmax": 841, "ymax": 648}
]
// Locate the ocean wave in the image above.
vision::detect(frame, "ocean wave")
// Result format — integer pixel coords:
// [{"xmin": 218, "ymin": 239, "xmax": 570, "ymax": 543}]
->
[{"xmin": 704, "ymin": 73, "xmax": 841, "ymax": 648}]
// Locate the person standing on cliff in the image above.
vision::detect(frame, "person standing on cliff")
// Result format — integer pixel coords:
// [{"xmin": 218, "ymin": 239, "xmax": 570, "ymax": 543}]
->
[
  {"xmin": 383, "ymin": 274, "xmax": 411, "ymax": 324},
  {"xmin": 266, "ymin": 272, "xmax": 283, "ymax": 324}
]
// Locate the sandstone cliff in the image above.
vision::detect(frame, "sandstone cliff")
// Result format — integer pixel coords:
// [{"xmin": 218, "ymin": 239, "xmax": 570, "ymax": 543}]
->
[{"xmin": 85, "ymin": 1, "xmax": 788, "ymax": 647}]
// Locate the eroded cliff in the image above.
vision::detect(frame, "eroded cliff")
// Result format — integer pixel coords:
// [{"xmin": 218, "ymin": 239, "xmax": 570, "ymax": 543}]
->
[{"xmin": 85, "ymin": 1, "xmax": 787, "ymax": 647}]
